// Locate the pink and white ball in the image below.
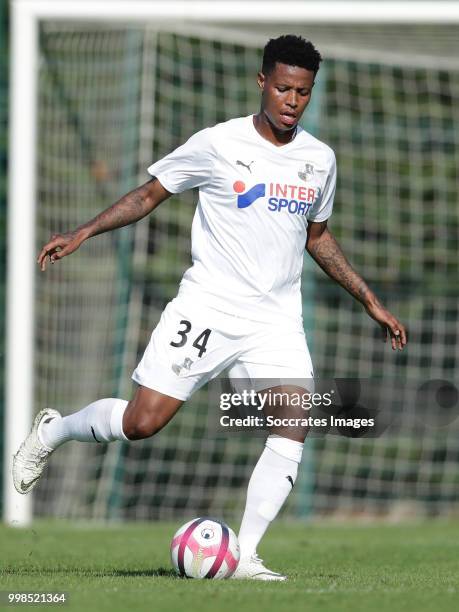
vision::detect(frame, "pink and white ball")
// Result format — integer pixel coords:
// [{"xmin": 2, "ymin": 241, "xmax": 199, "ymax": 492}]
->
[{"xmin": 170, "ymin": 518, "xmax": 240, "ymax": 579}]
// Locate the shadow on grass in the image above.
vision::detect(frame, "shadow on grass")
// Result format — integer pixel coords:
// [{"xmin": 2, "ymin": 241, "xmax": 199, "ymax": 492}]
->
[{"xmin": 1, "ymin": 567, "xmax": 178, "ymax": 578}]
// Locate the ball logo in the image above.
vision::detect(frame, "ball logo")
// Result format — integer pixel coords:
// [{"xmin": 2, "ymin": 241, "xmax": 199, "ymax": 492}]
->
[
  {"xmin": 201, "ymin": 528, "xmax": 215, "ymax": 539},
  {"xmin": 233, "ymin": 181, "xmax": 266, "ymax": 209}
]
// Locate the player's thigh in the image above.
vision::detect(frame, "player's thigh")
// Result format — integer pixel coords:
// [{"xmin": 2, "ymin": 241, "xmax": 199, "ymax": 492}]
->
[{"xmin": 132, "ymin": 297, "xmax": 243, "ymax": 403}]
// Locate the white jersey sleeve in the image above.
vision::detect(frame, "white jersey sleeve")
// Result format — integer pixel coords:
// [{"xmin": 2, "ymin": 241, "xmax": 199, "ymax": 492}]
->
[
  {"xmin": 307, "ymin": 150, "xmax": 336, "ymax": 223},
  {"xmin": 147, "ymin": 128, "xmax": 215, "ymax": 193}
]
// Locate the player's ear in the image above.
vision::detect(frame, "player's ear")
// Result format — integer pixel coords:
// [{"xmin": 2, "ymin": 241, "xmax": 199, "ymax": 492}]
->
[{"xmin": 257, "ymin": 72, "xmax": 265, "ymax": 90}]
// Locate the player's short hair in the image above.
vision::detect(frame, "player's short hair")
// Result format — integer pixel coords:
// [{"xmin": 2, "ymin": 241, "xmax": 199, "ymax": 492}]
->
[{"xmin": 262, "ymin": 35, "xmax": 322, "ymax": 76}]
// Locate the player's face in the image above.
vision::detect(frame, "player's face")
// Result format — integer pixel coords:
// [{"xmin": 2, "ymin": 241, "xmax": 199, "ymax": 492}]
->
[{"xmin": 258, "ymin": 62, "xmax": 315, "ymax": 132}]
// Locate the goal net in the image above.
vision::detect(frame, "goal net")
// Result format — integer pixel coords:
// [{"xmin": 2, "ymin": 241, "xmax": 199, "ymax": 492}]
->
[{"xmin": 29, "ymin": 21, "xmax": 459, "ymax": 522}]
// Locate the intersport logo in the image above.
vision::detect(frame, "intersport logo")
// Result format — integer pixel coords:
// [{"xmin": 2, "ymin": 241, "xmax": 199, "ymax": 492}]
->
[
  {"xmin": 233, "ymin": 181, "xmax": 319, "ymax": 216},
  {"xmin": 233, "ymin": 181, "xmax": 265, "ymax": 208}
]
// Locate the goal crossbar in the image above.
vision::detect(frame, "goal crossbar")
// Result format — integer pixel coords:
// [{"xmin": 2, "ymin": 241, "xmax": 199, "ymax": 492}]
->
[{"xmin": 12, "ymin": 1, "xmax": 459, "ymax": 23}]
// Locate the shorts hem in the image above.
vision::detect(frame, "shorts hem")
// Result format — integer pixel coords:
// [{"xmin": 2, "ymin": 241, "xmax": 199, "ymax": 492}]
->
[{"xmin": 131, "ymin": 373, "xmax": 190, "ymax": 402}]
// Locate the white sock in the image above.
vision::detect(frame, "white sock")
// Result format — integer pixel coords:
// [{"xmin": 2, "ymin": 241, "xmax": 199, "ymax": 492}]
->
[
  {"xmin": 238, "ymin": 435, "xmax": 304, "ymax": 560},
  {"xmin": 38, "ymin": 398, "xmax": 129, "ymax": 449}
]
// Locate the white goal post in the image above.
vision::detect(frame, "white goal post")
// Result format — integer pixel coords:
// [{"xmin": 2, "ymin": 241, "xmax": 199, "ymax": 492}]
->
[{"xmin": 5, "ymin": 0, "xmax": 459, "ymax": 526}]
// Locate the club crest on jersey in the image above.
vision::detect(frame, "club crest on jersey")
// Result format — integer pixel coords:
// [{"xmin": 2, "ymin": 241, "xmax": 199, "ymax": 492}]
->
[
  {"xmin": 298, "ymin": 162, "xmax": 314, "ymax": 182},
  {"xmin": 172, "ymin": 357, "xmax": 194, "ymax": 375}
]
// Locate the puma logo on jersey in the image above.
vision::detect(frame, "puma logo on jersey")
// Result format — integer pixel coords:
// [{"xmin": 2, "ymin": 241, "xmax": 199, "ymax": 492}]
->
[
  {"xmin": 236, "ymin": 159, "xmax": 255, "ymax": 173},
  {"xmin": 286, "ymin": 475, "xmax": 295, "ymax": 489}
]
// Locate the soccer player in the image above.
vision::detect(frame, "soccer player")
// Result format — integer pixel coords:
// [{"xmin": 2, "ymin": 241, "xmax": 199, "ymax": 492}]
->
[{"xmin": 13, "ymin": 35, "xmax": 407, "ymax": 580}]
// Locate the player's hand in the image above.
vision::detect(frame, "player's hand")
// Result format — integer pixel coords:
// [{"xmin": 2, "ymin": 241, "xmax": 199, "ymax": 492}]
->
[
  {"xmin": 37, "ymin": 230, "xmax": 86, "ymax": 271},
  {"xmin": 364, "ymin": 300, "xmax": 408, "ymax": 351}
]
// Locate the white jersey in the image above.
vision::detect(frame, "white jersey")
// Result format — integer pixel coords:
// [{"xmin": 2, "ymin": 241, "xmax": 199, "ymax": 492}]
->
[{"xmin": 148, "ymin": 115, "xmax": 336, "ymax": 325}]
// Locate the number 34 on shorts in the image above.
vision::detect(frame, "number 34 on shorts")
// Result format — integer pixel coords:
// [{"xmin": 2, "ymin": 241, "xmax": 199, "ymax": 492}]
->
[
  {"xmin": 157, "ymin": 298, "xmax": 220, "ymax": 376},
  {"xmin": 170, "ymin": 319, "xmax": 212, "ymax": 360},
  {"xmin": 131, "ymin": 297, "xmax": 231, "ymax": 398}
]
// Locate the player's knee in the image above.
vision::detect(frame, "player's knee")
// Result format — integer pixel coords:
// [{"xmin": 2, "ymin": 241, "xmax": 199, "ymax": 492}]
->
[
  {"xmin": 122, "ymin": 389, "xmax": 182, "ymax": 440},
  {"xmin": 123, "ymin": 410, "xmax": 163, "ymax": 440}
]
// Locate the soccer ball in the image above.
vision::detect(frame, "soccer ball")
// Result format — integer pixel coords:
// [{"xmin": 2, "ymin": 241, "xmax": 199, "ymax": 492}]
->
[{"xmin": 170, "ymin": 517, "xmax": 240, "ymax": 579}]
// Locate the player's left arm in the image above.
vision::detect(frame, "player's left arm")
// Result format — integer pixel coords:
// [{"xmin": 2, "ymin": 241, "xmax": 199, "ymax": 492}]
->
[{"xmin": 306, "ymin": 220, "xmax": 407, "ymax": 351}]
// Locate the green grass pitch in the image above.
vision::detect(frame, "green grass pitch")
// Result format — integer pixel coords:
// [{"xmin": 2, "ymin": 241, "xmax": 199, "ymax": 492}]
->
[{"xmin": 1, "ymin": 521, "xmax": 458, "ymax": 612}]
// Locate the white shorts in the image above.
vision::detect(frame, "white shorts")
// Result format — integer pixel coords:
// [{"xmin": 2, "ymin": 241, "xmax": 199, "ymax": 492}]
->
[{"xmin": 132, "ymin": 296, "xmax": 314, "ymax": 401}]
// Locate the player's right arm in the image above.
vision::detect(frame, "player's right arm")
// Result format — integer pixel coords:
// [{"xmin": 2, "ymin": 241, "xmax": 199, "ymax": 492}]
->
[{"xmin": 38, "ymin": 177, "xmax": 171, "ymax": 271}]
